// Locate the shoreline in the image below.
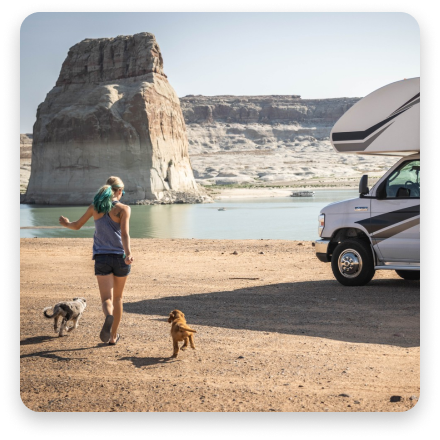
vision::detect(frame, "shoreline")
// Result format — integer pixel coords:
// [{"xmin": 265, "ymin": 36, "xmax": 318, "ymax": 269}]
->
[
  {"xmin": 210, "ymin": 186, "xmax": 357, "ymax": 200},
  {"xmin": 20, "ymin": 185, "xmax": 360, "ymax": 202},
  {"xmin": 20, "ymin": 148, "xmax": 378, "ymax": 201}
]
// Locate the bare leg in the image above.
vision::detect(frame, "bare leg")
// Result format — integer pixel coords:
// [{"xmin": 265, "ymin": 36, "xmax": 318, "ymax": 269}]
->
[
  {"xmin": 110, "ymin": 275, "xmax": 128, "ymax": 343},
  {"xmin": 96, "ymin": 275, "xmax": 115, "ymax": 342},
  {"xmin": 96, "ymin": 275, "xmax": 114, "ymax": 317}
]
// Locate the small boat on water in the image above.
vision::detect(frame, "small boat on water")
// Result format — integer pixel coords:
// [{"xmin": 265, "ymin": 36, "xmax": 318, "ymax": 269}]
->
[
  {"xmin": 290, "ymin": 191, "xmax": 315, "ymax": 197},
  {"xmin": 218, "ymin": 207, "xmax": 226, "ymax": 211}
]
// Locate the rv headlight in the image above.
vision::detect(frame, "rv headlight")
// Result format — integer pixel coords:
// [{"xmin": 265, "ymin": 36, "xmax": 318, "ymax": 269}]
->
[{"xmin": 318, "ymin": 214, "xmax": 325, "ymax": 237}]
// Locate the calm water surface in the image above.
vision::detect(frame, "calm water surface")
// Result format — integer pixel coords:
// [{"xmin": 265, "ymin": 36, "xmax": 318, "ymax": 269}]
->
[{"xmin": 20, "ymin": 189, "xmax": 358, "ymax": 240}]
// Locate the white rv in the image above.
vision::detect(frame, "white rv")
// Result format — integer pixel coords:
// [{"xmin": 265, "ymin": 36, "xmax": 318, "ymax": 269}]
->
[{"xmin": 315, "ymin": 77, "xmax": 420, "ymax": 286}]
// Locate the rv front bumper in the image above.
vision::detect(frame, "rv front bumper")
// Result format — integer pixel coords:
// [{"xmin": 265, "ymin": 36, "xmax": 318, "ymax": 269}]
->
[{"xmin": 315, "ymin": 239, "xmax": 331, "ymax": 262}]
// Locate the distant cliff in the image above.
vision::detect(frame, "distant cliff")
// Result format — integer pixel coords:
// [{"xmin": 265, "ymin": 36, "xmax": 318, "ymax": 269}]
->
[
  {"xmin": 177, "ymin": 95, "xmax": 396, "ymax": 186},
  {"xmin": 24, "ymin": 33, "xmax": 208, "ymax": 205},
  {"xmin": 20, "ymin": 133, "xmax": 32, "ymax": 159},
  {"xmin": 180, "ymin": 95, "xmax": 359, "ymax": 129}
]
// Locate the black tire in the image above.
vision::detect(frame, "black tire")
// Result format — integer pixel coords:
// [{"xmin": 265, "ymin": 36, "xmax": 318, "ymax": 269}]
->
[
  {"xmin": 331, "ymin": 239, "xmax": 375, "ymax": 286},
  {"xmin": 395, "ymin": 270, "xmax": 420, "ymax": 281}
]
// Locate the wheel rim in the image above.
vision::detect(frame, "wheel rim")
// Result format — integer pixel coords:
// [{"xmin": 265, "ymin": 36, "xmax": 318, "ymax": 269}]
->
[{"xmin": 338, "ymin": 249, "xmax": 363, "ymax": 278}]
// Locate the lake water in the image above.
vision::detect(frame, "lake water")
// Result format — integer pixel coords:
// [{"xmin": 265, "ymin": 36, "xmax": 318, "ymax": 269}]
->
[{"xmin": 20, "ymin": 189, "xmax": 357, "ymax": 240}]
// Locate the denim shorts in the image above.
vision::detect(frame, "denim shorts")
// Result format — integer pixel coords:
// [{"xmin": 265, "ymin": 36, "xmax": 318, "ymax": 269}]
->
[{"xmin": 94, "ymin": 254, "xmax": 131, "ymax": 277}]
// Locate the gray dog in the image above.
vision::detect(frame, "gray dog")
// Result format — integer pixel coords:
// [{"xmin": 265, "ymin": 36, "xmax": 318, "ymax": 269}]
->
[{"xmin": 43, "ymin": 297, "xmax": 87, "ymax": 337}]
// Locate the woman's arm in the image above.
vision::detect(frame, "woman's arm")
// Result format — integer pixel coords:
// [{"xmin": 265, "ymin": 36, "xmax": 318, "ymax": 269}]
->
[
  {"xmin": 120, "ymin": 206, "xmax": 134, "ymax": 265},
  {"xmin": 59, "ymin": 205, "xmax": 94, "ymax": 230}
]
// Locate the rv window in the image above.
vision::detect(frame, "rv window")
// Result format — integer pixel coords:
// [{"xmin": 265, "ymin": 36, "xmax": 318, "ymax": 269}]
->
[
  {"xmin": 388, "ymin": 169, "xmax": 400, "ymax": 182},
  {"xmin": 384, "ymin": 159, "xmax": 420, "ymax": 199}
]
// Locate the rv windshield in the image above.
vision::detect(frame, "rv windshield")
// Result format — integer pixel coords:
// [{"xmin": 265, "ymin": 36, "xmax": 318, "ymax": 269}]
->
[{"xmin": 384, "ymin": 159, "xmax": 420, "ymax": 198}]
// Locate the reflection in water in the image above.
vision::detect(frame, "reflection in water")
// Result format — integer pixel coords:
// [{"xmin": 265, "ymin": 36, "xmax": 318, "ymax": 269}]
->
[
  {"xmin": 20, "ymin": 189, "xmax": 358, "ymax": 240},
  {"xmin": 130, "ymin": 204, "xmax": 193, "ymax": 238}
]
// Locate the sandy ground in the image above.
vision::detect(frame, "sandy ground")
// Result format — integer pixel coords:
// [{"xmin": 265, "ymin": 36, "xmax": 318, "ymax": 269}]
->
[{"xmin": 20, "ymin": 238, "xmax": 419, "ymax": 412}]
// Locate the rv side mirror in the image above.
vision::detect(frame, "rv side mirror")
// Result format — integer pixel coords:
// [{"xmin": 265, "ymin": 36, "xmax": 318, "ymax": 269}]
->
[{"xmin": 359, "ymin": 175, "xmax": 369, "ymax": 197}]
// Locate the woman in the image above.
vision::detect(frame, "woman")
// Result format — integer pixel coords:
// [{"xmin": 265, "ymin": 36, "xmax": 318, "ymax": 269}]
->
[{"xmin": 59, "ymin": 176, "xmax": 133, "ymax": 345}]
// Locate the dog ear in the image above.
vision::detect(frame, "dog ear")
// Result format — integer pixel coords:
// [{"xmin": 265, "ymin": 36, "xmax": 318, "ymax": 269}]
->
[{"xmin": 168, "ymin": 312, "xmax": 174, "ymax": 323}]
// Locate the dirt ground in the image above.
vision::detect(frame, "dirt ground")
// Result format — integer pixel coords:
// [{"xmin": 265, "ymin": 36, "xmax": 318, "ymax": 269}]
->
[{"xmin": 20, "ymin": 238, "xmax": 420, "ymax": 412}]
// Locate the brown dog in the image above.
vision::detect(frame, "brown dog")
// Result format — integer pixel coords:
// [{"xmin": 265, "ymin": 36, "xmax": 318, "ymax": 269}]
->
[{"xmin": 168, "ymin": 309, "xmax": 197, "ymax": 358}]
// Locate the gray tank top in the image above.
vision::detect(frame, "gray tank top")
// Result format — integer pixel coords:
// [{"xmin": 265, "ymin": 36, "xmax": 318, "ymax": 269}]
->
[{"xmin": 92, "ymin": 201, "xmax": 124, "ymax": 258}]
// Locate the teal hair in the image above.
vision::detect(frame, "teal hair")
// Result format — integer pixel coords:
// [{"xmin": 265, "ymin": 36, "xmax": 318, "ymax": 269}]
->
[{"xmin": 93, "ymin": 185, "xmax": 114, "ymax": 214}]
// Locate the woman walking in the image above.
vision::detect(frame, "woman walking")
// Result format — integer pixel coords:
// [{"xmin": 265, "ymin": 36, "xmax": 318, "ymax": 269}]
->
[{"xmin": 59, "ymin": 176, "xmax": 133, "ymax": 345}]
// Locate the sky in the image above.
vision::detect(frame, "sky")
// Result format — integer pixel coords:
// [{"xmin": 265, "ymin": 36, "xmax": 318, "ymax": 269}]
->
[{"xmin": 20, "ymin": 12, "xmax": 420, "ymax": 133}]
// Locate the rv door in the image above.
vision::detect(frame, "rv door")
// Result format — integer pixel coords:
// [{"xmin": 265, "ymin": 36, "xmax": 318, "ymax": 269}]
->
[{"xmin": 367, "ymin": 158, "xmax": 420, "ymax": 263}]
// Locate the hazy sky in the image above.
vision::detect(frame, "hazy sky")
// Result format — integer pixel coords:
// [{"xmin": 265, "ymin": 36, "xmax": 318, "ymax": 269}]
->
[{"xmin": 20, "ymin": 12, "xmax": 420, "ymax": 133}]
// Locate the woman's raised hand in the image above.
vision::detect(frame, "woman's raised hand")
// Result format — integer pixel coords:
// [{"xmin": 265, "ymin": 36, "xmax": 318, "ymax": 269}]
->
[{"xmin": 59, "ymin": 216, "xmax": 70, "ymax": 227}]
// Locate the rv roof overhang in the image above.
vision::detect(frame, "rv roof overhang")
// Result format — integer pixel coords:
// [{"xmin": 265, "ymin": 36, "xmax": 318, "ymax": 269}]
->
[
  {"xmin": 346, "ymin": 150, "xmax": 420, "ymax": 157},
  {"xmin": 330, "ymin": 77, "xmax": 420, "ymax": 157}
]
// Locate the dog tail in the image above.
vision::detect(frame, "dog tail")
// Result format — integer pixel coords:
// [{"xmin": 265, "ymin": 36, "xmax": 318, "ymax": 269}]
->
[
  {"xmin": 43, "ymin": 307, "xmax": 55, "ymax": 319},
  {"xmin": 177, "ymin": 324, "xmax": 197, "ymax": 333}
]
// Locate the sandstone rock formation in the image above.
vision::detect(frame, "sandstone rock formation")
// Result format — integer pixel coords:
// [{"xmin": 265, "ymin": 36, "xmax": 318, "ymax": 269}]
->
[
  {"xmin": 24, "ymin": 33, "xmax": 207, "ymax": 204},
  {"xmin": 181, "ymin": 95, "xmax": 357, "ymax": 127},
  {"xmin": 20, "ymin": 134, "xmax": 33, "ymax": 194},
  {"xmin": 22, "ymin": 86, "xmax": 397, "ymax": 196},
  {"xmin": 20, "ymin": 134, "xmax": 33, "ymax": 159},
  {"xmin": 180, "ymin": 95, "xmax": 397, "ymax": 185}
]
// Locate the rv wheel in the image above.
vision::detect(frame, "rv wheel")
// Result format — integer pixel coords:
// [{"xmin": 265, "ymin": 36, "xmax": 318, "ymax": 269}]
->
[
  {"xmin": 395, "ymin": 270, "xmax": 420, "ymax": 281},
  {"xmin": 331, "ymin": 239, "xmax": 375, "ymax": 286}
]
